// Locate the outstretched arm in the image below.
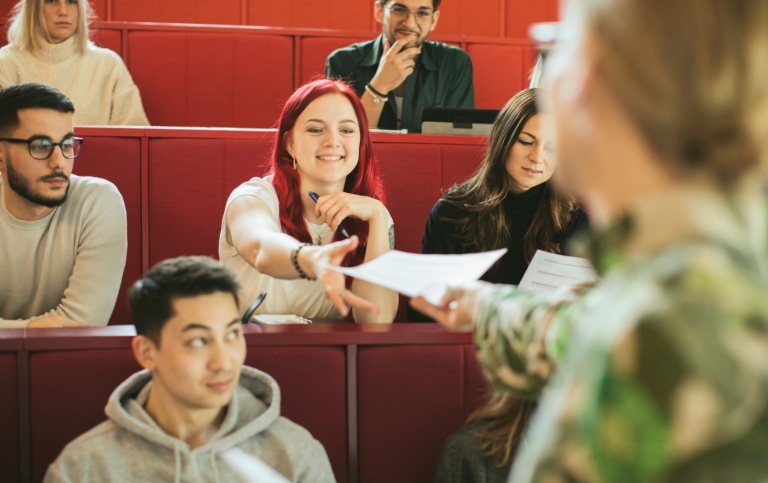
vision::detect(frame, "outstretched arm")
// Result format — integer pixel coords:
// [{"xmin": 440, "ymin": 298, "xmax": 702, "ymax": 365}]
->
[
  {"xmin": 411, "ymin": 281, "xmax": 592, "ymax": 397},
  {"xmin": 226, "ymin": 195, "xmax": 381, "ymax": 318}
]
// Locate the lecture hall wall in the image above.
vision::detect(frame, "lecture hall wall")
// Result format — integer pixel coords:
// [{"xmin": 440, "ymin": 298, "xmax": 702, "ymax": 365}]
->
[{"xmin": 0, "ymin": 0, "xmax": 559, "ymax": 39}]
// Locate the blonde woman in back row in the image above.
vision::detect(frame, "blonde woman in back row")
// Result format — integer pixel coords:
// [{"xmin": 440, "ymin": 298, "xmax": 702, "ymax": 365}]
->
[{"xmin": 0, "ymin": 0, "xmax": 149, "ymax": 126}]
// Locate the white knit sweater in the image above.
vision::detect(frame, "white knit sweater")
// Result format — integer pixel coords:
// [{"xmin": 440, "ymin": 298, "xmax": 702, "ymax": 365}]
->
[
  {"xmin": 0, "ymin": 37, "xmax": 150, "ymax": 126},
  {"xmin": 0, "ymin": 175, "xmax": 128, "ymax": 327}
]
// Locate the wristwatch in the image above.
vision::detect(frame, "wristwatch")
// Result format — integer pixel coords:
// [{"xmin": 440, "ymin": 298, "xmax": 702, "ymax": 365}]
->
[{"xmin": 365, "ymin": 83, "xmax": 388, "ymax": 104}]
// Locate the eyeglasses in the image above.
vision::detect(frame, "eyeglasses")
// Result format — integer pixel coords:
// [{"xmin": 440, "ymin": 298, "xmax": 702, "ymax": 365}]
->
[
  {"xmin": 0, "ymin": 136, "xmax": 84, "ymax": 160},
  {"xmin": 386, "ymin": 4, "xmax": 434, "ymax": 26}
]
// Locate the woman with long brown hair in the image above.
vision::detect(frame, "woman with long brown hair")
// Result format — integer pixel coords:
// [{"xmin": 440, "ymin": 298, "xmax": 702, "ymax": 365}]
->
[
  {"xmin": 435, "ymin": 392, "xmax": 536, "ymax": 482},
  {"xmin": 410, "ymin": 88, "xmax": 588, "ymax": 321}
]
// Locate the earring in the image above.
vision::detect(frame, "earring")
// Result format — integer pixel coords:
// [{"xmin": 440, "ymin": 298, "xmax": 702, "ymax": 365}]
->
[{"xmin": 292, "ymin": 156, "xmax": 297, "ymax": 170}]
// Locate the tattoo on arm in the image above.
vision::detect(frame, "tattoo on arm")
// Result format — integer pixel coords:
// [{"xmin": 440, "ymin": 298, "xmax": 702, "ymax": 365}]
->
[{"xmin": 389, "ymin": 224, "xmax": 395, "ymax": 250}]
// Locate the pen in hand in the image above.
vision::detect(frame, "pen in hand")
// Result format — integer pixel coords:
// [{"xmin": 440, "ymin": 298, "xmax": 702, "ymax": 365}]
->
[
  {"xmin": 308, "ymin": 191, "xmax": 350, "ymax": 238},
  {"xmin": 241, "ymin": 291, "xmax": 267, "ymax": 324}
]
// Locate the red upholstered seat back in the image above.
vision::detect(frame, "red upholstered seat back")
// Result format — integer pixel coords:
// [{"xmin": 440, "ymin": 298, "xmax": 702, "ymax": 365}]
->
[
  {"xmin": 28, "ymin": 345, "xmax": 140, "ymax": 483},
  {"xmin": 91, "ymin": 27, "xmax": 122, "ymax": 57},
  {"xmin": 0, "ymin": 334, "xmax": 22, "ymax": 483},
  {"xmin": 357, "ymin": 343, "xmax": 489, "ymax": 482},
  {"xmin": 73, "ymin": 133, "xmax": 143, "ymax": 326},
  {"xmin": 147, "ymin": 133, "xmax": 275, "ymax": 266},
  {"xmin": 244, "ymin": 0, "xmax": 372, "ymax": 30},
  {"xmin": 436, "ymin": 0, "xmax": 503, "ymax": 37},
  {"xmin": 127, "ymin": 31, "xmax": 293, "ymax": 128},
  {"xmin": 506, "ymin": 0, "xmax": 560, "ymax": 38},
  {"xmin": 375, "ymin": 142, "xmax": 443, "ymax": 255},
  {"xmin": 300, "ymin": 36, "xmax": 370, "ymax": 85},
  {"xmin": 246, "ymin": 346, "xmax": 348, "ymax": 483},
  {"xmin": 468, "ymin": 42, "xmax": 538, "ymax": 109},
  {"xmin": 112, "ymin": 0, "xmax": 239, "ymax": 23}
]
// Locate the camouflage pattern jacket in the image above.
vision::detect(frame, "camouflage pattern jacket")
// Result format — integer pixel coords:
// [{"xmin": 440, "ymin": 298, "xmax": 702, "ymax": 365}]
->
[{"xmin": 473, "ymin": 185, "xmax": 768, "ymax": 482}]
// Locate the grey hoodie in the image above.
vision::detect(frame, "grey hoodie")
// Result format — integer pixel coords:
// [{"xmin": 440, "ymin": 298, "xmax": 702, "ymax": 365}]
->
[{"xmin": 44, "ymin": 366, "xmax": 336, "ymax": 483}]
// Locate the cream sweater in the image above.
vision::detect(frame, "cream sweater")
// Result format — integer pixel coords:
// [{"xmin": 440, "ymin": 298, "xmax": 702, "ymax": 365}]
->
[
  {"xmin": 0, "ymin": 37, "xmax": 149, "ymax": 126},
  {"xmin": 0, "ymin": 175, "xmax": 128, "ymax": 327},
  {"xmin": 219, "ymin": 176, "xmax": 394, "ymax": 321}
]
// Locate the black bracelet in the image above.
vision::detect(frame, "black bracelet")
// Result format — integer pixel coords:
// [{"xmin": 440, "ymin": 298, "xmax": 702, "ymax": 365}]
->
[
  {"xmin": 366, "ymin": 83, "xmax": 388, "ymax": 98},
  {"xmin": 290, "ymin": 244, "xmax": 316, "ymax": 280}
]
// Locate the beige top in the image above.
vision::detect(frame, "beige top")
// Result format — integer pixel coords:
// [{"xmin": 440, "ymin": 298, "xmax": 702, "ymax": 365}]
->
[
  {"xmin": 0, "ymin": 175, "xmax": 128, "ymax": 327},
  {"xmin": 219, "ymin": 176, "xmax": 393, "ymax": 321},
  {"xmin": 0, "ymin": 37, "xmax": 149, "ymax": 126}
]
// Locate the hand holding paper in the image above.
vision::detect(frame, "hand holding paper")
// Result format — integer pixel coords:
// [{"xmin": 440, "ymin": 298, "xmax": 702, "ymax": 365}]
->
[{"xmin": 324, "ymin": 249, "xmax": 507, "ymax": 305}]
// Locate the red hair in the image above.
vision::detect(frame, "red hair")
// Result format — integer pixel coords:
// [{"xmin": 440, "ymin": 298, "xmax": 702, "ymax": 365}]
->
[{"xmin": 270, "ymin": 78, "xmax": 386, "ymax": 267}]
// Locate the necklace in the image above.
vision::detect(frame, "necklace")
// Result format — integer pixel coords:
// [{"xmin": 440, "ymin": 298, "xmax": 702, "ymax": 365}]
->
[{"xmin": 305, "ymin": 217, "xmax": 323, "ymax": 245}]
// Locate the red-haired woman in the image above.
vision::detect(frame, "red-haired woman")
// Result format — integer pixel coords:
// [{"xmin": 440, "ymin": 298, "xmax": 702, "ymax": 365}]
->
[{"xmin": 219, "ymin": 79, "xmax": 397, "ymax": 323}]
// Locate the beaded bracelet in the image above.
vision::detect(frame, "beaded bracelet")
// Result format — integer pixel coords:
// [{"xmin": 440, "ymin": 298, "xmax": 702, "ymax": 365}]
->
[{"xmin": 290, "ymin": 244, "xmax": 316, "ymax": 280}]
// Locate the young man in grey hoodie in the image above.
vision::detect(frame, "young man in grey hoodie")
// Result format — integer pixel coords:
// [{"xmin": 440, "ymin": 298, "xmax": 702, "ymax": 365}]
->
[{"xmin": 44, "ymin": 256, "xmax": 336, "ymax": 483}]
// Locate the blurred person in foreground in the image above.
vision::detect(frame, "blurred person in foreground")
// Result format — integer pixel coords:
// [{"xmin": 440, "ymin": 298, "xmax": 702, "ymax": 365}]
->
[{"xmin": 412, "ymin": 0, "xmax": 768, "ymax": 481}]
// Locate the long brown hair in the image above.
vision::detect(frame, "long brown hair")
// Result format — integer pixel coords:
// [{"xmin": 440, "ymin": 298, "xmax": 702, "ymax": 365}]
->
[
  {"xmin": 467, "ymin": 392, "xmax": 536, "ymax": 468},
  {"xmin": 441, "ymin": 88, "xmax": 576, "ymax": 261}
]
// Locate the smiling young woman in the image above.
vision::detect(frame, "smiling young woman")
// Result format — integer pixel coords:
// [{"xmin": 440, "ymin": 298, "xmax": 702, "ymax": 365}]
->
[
  {"xmin": 0, "ymin": 0, "xmax": 149, "ymax": 125},
  {"xmin": 220, "ymin": 79, "xmax": 398, "ymax": 324}
]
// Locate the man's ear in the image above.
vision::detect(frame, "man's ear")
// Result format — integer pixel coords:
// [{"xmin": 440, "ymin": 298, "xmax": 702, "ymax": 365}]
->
[
  {"xmin": 132, "ymin": 335, "xmax": 158, "ymax": 371},
  {"xmin": 0, "ymin": 143, "xmax": 6, "ymax": 174},
  {"xmin": 374, "ymin": 0, "xmax": 384, "ymax": 25},
  {"xmin": 430, "ymin": 9, "xmax": 440, "ymax": 32}
]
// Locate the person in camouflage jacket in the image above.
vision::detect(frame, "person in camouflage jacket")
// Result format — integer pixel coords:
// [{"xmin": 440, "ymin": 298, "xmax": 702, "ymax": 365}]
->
[{"xmin": 411, "ymin": 0, "xmax": 768, "ymax": 481}]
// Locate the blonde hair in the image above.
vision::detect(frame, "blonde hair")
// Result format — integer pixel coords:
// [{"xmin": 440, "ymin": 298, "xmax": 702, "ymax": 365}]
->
[
  {"xmin": 570, "ymin": 0, "xmax": 768, "ymax": 186},
  {"xmin": 7, "ymin": 0, "xmax": 93, "ymax": 54}
]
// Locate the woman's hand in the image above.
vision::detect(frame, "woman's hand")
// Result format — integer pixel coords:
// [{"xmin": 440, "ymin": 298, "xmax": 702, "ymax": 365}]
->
[
  {"xmin": 301, "ymin": 236, "xmax": 381, "ymax": 317},
  {"xmin": 313, "ymin": 192, "xmax": 385, "ymax": 232},
  {"xmin": 409, "ymin": 282, "xmax": 495, "ymax": 331}
]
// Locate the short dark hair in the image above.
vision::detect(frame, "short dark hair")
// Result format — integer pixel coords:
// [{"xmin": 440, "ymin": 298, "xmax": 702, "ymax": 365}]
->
[
  {"xmin": 128, "ymin": 256, "xmax": 240, "ymax": 345},
  {"xmin": 379, "ymin": 0, "xmax": 441, "ymax": 11},
  {"xmin": 0, "ymin": 83, "xmax": 75, "ymax": 136}
]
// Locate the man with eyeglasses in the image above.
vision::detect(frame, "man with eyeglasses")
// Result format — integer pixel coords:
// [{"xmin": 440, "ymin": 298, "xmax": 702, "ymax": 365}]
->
[
  {"xmin": 0, "ymin": 82, "xmax": 127, "ymax": 328},
  {"xmin": 326, "ymin": 0, "xmax": 474, "ymax": 133}
]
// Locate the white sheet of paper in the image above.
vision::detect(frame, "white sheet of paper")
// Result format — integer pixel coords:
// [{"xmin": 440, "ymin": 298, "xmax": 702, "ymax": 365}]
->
[
  {"xmin": 326, "ymin": 249, "xmax": 507, "ymax": 305},
  {"xmin": 518, "ymin": 250, "xmax": 598, "ymax": 294}
]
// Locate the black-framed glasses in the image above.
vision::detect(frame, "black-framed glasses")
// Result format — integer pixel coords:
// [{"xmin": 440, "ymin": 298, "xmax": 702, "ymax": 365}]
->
[
  {"xmin": 0, "ymin": 136, "xmax": 84, "ymax": 160},
  {"xmin": 386, "ymin": 4, "xmax": 434, "ymax": 26}
]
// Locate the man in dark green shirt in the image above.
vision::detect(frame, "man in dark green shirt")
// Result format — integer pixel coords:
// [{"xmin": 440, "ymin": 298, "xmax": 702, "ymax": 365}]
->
[{"xmin": 325, "ymin": 0, "xmax": 474, "ymax": 133}]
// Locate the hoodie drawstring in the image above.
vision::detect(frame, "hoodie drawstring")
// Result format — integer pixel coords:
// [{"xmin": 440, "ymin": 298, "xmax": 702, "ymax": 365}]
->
[
  {"xmin": 174, "ymin": 445, "xmax": 181, "ymax": 483},
  {"xmin": 211, "ymin": 450, "xmax": 221, "ymax": 483}
]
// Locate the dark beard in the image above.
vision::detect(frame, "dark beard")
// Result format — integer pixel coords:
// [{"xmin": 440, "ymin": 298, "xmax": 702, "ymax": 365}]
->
[{"xmin": 6, "ymin": 154, "xmax": 70, "ymax": 208}]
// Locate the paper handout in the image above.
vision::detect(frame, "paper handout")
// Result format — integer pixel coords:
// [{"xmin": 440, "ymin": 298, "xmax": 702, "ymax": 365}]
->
[
  {"xmin": 325, "ymin": 249, "xmax": 507, "ymax": 305},
  {"xmin": 518, "ymin": 250, "xmax": 598, "ymax": 294}
]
